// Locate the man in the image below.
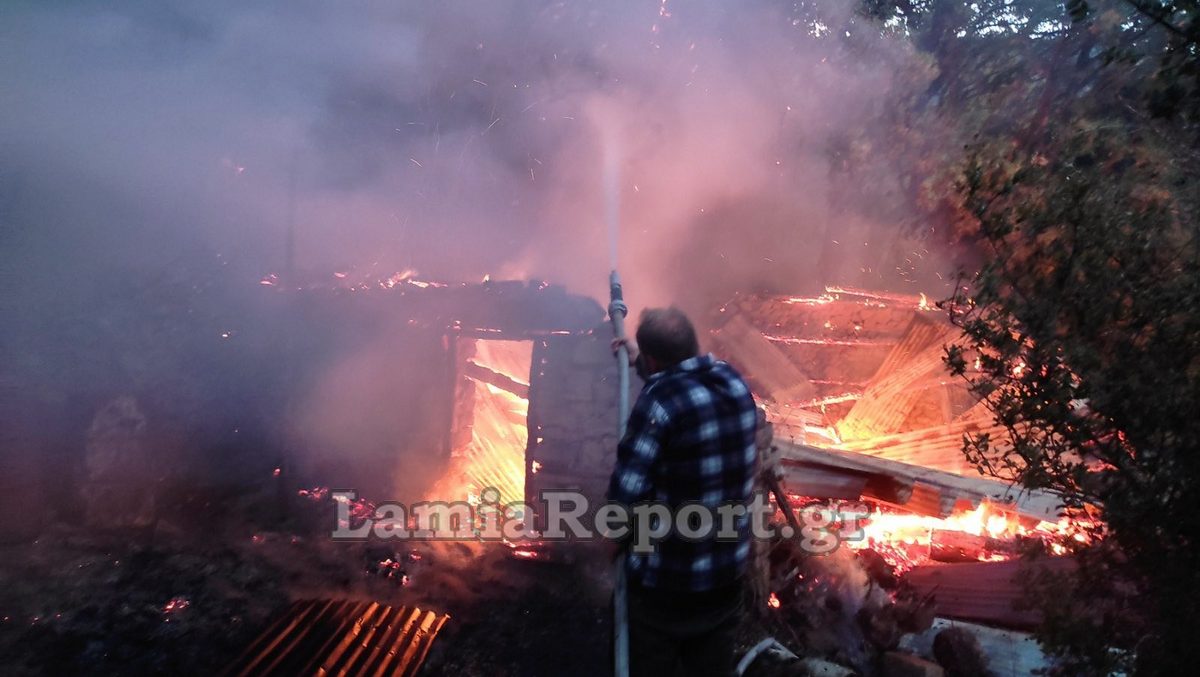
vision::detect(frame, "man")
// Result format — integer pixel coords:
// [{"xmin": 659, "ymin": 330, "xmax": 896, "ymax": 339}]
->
[{"xmin": 608, "ymin": 306, "xmax": 759, "ymax": 677}]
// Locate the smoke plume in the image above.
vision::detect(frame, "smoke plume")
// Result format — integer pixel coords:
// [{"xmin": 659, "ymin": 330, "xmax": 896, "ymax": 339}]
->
[{"xmin": 2, "ymin": 0, "xmax": 945, "ymax": 309}]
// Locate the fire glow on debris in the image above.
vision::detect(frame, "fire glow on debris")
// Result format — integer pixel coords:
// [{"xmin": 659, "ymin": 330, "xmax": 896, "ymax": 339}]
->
[
  {"xmin": 836, "ymin": 502, "xmax": 1092, "ymax": 573},
  {"xmin": 163, "ymin": 597, "xmax": 190, "ymax": 616},
  {"xmin": 753, "ymin": 286, "xmax": 1104, "ymax": 574},
  {"xmin": 784, "ymin": 285, "xmax": 937, "ymax": 310},
  {"xmin": 428, "ymin": 339, "xmax": 531, "ymax": 509},
  {"xmin": 299, "ymin": 486, "xmax": 377, "ymax": 532}
]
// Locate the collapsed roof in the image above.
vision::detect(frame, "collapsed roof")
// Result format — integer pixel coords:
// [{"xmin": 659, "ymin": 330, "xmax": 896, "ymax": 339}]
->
[{"xmin": 714, "ymin": 286, "xmax": 1065, "ymax": 524}]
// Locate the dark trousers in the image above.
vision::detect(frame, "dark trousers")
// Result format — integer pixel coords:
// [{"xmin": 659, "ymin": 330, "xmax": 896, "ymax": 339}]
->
[{"xmin": 624, "ymin": 580, "xmax": 742, "ymax": 677}]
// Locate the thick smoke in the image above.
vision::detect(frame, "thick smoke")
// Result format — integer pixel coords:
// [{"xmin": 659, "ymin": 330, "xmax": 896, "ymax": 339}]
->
[
  {"xmin": 1, "ymin": 0, "xmax": 950, "ymax": 504},
  {"xmin": 2, "ymin": 0, "xmax": 944, "ymax": 308}
]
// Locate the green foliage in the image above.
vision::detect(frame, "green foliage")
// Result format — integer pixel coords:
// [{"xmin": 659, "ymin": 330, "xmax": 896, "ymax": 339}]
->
[
  {"xmin": 946, "ymin": 125, "xmax": 1200, "ymax": 673},
  {"xmin": 1120, "ymin": 0, "xmax": 1200, "ymax": 120},
  {"xmin": 856, "ymin": 0, "xmax": 1200, "ymax": 672}
]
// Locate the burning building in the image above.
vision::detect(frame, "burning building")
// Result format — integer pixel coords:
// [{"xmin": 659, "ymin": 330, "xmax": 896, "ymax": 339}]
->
[
  {"xmin": 278, "ymin": 274, "xmax": 628, "ymax": 521},
  {"xmin": 0, "ymin": 270, "xmax": 1085, "ymax": 676},
  {"xmin": 284, "ymin": 275, "xmax": 1081, "ymax": 611}
]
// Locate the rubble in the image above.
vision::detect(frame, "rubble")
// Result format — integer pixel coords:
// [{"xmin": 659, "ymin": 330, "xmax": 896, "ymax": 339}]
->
[
  {"xmin": 737, "ymin": 638, "xmax": 858, "ymax": 677},
  {"xmin": 900, "ymin": 618, "xmax": 1046, "ymax": 677},
  {"xmin": 726, "ymin": 289, "xmax": 1091, "ymax": 676},
  {"xmin": 931, "ymin": 626, "xmax": 990, "ymax": 677},
  {"xmin": 880, "ymin": 652, "xmax": 945, "ymax": 677},
  {"xmin": 0, "ymin": 525, "xmax": 288, "ymax": 676}
]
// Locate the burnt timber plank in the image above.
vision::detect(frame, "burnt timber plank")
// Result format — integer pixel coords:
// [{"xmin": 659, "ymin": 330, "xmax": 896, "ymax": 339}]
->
[
  {"xmin": 836, "ymin": 316, "xmax": 952, "ymax": 442},
  {"xmin": 712, "ymin": 315, "xmax": 816, "ymax": 403},
  {"xmin": 775, "ymin": 441, "xmax": 1065, "ymax": 521}
]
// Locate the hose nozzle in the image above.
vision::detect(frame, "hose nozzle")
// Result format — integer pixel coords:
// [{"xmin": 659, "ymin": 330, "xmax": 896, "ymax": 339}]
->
[{"xmin": 608, "ymin": 270, "xmax": 627, "ymax": 320}]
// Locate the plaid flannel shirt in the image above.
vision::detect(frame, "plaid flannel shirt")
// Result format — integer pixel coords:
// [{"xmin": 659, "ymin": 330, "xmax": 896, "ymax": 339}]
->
[{"xmin": 607, "ymin": 353, "xmax": 758, "ymax": 592}]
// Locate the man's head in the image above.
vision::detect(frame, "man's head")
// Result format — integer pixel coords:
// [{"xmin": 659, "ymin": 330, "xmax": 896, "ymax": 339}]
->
[{"xmin": 635, "ymin": 306, "xmax": 700, "ymax": 376}]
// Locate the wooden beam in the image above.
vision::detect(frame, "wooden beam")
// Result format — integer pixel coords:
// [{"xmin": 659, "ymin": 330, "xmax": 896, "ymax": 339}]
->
[
  {"xmin": 775, "ymin": 440, "xmax": 1065, "ymax": 521},
  {"xmin": 834, "ymin": 418, "xmax": 1009, "ymax": 475},
  {"xmin": 711, "ymin": 315, "xmax": 816, "ymax": 403},
  {"xmin": 778, "ymin": 460, "xmax": 874, "ymax": 500},
  {"xmin": 463, "ymin": 359, "xmax": 530, "ymax": 399},
  {"xmin": 836, "ymin": 316, "xmax": 953, "ymax": 441}
]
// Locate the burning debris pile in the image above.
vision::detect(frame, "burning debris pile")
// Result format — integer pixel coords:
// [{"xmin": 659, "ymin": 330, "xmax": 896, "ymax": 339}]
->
[
  {"xmin": 753, "ymin": 540, "xmax": 938, "ymax": 674},
  {"xmin": 719, "ymin": 287, "xmax": 1093, "ymax": 676}
]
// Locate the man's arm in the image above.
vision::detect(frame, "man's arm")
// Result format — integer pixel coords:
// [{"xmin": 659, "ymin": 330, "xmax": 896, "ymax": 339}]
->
[{"xmin": 607, "ymin": 390, "xmax": 669, "ymax": 507}]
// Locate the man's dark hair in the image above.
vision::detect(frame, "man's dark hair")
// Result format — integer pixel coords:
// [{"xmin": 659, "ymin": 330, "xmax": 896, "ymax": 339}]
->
[{"xmin": 636, "ymin": 306, "xmax": 700, "ymax": 366}]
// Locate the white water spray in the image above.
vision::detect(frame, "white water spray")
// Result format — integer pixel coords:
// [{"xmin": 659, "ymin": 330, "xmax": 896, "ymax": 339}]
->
[{"xmin": 603, "ymin": 132, "xmax": 621, "ymax": 271}]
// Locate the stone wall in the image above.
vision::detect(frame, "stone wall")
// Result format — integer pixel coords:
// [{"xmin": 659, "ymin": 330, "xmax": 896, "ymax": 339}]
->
[{"xmin": 524, "ymin": 327, "xmax": 636, "ymax": 523}]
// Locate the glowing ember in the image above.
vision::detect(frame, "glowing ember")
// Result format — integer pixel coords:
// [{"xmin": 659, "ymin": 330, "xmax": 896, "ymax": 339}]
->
[
  {"xmin": 162, "ymin": 597, "xmax": 190, "ymax": 615},
  {"xmin": 837, "ymin": 502, "xmax": 1092, "ymax": 573},
  {"xmin": 299, "ymin": 486, "xmax": 377, "ymax": 528},
  {"xmin": 377, "ymin": 558, "xmax": 407, "ymax": 581},
  {"xmin": 762, "ymin": 334, "xmax": 894, "ymax": 347},
  {"xmin": 784, "ymin": 294, "xmax": 837, "ymax": 306},
  {"xmin": 855, "ymin": 503, "xmax": 1014, "ymax": 544},
  {"xmin": 767, "ymin": 592, "xmax": 781, "ymax": 609},
  {"xmin": 382, "ymin": 269, "xmax": 419, "ymax": 288},
  {"xmin": 824, "ymin": 286, "xmax": 927, "ymax": 308}
]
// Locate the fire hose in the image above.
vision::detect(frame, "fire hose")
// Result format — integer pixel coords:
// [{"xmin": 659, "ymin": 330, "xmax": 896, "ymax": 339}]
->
[{"xmin": 608, "ymin": 269, "xmax": 631, "ymax": 677}]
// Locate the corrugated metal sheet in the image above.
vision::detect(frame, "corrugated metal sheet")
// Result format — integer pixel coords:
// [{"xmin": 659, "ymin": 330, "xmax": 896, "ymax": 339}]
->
[
  {"xmin": 223, "ymin": 599, "xmax": 449, "ymax": 677},
  {"xmin": 905, "ymin": 558, "xmax": 1076, "ymax": 629}
]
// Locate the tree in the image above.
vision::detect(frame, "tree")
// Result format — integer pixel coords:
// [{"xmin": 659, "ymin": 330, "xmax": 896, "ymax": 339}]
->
[
  {"xmin": 856, "ymin": 0, "xmax": 1200, "ymax": 672},
  {"xmin": 946, "ymin": 126, "xmax": 1200, "ymax": 674}
]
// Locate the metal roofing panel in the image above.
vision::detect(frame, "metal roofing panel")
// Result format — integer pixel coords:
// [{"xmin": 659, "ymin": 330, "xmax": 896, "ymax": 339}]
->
[{"xmin": 223, "ymin": 599, "xmax": 449, "ymax": 677}]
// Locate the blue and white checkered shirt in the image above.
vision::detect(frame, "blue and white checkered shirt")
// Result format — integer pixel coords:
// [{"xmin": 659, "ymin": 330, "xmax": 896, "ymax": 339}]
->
[{"xmin": 607, "ymin": 353, "xmax": 758, "ymax": 592}]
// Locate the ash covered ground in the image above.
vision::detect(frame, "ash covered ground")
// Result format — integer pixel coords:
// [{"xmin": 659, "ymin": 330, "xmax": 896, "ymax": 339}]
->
[{"xmin": 0, "ymin": 491, "xmax": 618, "ymax": 676}]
